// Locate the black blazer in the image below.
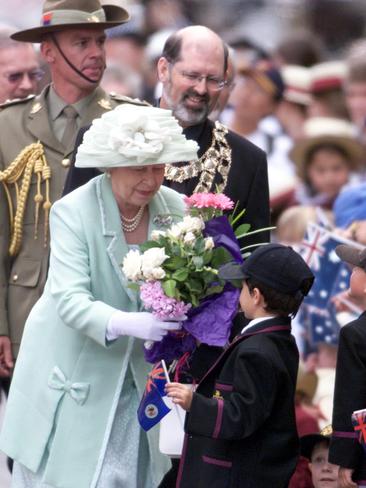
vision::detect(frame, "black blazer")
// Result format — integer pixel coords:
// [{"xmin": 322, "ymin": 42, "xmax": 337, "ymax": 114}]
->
[
  {"xmin": 176, "ymin": 316, "xmax": 299, "ymax": 488},
  {"xmin": 63, "ymin": 119, "xmax": 270, "ymax": 249},
  {"xmin": 329, "ymin": 311, "xmax": 366, "ymax": 483}
]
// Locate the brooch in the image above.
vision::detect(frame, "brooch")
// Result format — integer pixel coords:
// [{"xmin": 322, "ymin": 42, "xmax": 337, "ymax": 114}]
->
[{"xmin": 153, "ymin": 214, "xmax": 173, "ymax": 227}]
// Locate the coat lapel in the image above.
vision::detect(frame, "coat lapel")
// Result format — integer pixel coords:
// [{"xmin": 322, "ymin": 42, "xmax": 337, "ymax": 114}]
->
[
  {"xmin": 96, "ymin": 175, "xmax": 137, "ymax": 304},
  {"xmin": 26, "ymin": 87, "xmax": 65, "ymax": 155}
]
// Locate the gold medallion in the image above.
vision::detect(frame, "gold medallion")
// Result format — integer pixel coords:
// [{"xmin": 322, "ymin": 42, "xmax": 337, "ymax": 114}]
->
[{"xmin": 164, "ymin": 121, "xmax": 232, "ymax": 193}]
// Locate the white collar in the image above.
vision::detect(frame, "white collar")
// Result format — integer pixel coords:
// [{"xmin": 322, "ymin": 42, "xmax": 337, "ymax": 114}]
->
[{"xmin": 241, "ymin": 316, "xmax": 276, "ymax": 334}]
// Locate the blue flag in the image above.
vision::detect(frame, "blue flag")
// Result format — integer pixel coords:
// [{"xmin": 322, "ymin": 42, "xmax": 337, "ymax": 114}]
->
[
  {"xmin": 137, "ymin": 362, "xmax": 171, "ymax": 432},
  {"xmin": 297, "ymin": 223, "xmax": 354, "ymax": 347}
]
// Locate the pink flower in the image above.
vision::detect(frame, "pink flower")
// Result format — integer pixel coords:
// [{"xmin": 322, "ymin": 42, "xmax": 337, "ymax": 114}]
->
[
  {"xmin": 184, "ymin": 192, "xmax": 234, "ymax": 210},
  {"xmin": 140, "ymin": 281, "xmax": 191, "ymax": 320}
]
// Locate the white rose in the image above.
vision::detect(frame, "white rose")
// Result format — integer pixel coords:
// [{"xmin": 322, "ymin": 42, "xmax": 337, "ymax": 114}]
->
[
  {"xmin": 204, "ymin": 237, "xmax": 215, "ymax": 250},
  {"xmin": 181, "ymin": 215, "xmax": 204, "ymax": 234},
  {"xmin": 167, "ymin": 223, "xmax": 184, "ymax": 239},
  {"xmin": 122, "ymin": 249, "xmax": 142, "ymax": 281},
  {"xmin": 183, "ymin": 231, "xmax": 196, "ymax": 245},
  {"xmin": 152, "ymin": 267, "xmax": 166, "ymax": 280},
  {"xmin": 141, "ymin": 247, "xmax": 169, "ymax": 279},
  {"xmin": 151, "ymin": 230, "xmax": 166, "ymax": 241}
]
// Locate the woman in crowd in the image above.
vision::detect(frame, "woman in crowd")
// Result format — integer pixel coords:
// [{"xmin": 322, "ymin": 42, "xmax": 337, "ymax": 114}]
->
[{"xmin": 0, "ymin": 104, "xmax": 198, "ymax": 488}]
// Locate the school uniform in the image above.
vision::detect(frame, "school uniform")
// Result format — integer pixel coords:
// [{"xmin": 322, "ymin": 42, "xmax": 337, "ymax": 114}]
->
[
  {"xmin": 329, "ymin": 311, "xmax": 366, "ymax": 485},
  {"xmin": 176, "ymin": 316, "xmax": 299, "ymax": 488}
]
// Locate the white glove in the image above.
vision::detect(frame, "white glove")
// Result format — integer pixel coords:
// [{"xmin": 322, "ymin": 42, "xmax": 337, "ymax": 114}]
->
[{"xmin": 106, "ymin": 311, "xmax": 182, "ymax": 342}]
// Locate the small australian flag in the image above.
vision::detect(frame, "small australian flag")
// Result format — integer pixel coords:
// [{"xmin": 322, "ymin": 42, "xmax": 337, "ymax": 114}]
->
[{"xmin": 298, "ymin": 223, "xmax": 356, "ymax": 347}]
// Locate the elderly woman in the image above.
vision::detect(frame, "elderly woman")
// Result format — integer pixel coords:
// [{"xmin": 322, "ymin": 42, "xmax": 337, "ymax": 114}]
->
[{"xmin": 0, "ymin": 105, "xmax": 198, "ymax": 488}]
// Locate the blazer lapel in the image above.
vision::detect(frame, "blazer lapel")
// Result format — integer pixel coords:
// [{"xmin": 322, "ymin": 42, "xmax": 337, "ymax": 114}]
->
[
  {"xmin": 26, "ymin": 87, "xmax": 65, "ymax": 155},
  {"xmin": 97, "ymin": 175, "xmax": 137, "ymax": 304}
]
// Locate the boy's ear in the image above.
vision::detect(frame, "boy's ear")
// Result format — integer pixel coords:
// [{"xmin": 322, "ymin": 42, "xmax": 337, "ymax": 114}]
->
[{"xmin": 252, "ymin": 287, "xmax": 263, "ymax": 305}]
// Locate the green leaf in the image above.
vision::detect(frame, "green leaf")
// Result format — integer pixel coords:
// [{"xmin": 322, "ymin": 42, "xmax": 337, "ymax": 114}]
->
[
  {"xmin": 192, "ymin": 256, "xmax": 204, "ymax": 269},
  {"xmin": 194, "ymin": 238, "xmax": 206, "ymax": 255},
  {"xmin": 234, "ymin": 223, "xmax": 251, "ymax": 238},
  {"xmin": 211, "ymin": 246, "xmax": 232, "ymax": 267},
  {"xmin": 162, "ymin": 279, "xmax": 177, "ymax": 298},
  {"xmin": 139, "ymin": 240, "xmax": 162, "ymax": 252},
  {"xmin": 204, "ymin": 285, "xmax": 224, "ymax": 296},
  {"xmin": 164, "ymin": 256, "xmax": 187, "ymax": 270},
  {"xmin": 172, "ymin": 268, "xmax": 189, "ymax": 282},
  {"xmin": 127, "ymin": 283, "xmax": 140, "ymax": 292}
]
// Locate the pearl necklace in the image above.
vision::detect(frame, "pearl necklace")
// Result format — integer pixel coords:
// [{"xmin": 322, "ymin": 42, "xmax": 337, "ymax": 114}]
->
[{"xmin": 120, "ymin": 205, "xmax": 145, "ymax": 232}]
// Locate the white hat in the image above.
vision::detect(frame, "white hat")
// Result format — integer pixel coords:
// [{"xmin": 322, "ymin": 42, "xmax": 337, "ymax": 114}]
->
[
  {"xmin": 310, "ymin": 61, "xmax": 348, "ymax": 93},
  {"xmin": 281, "ymin": 65, "xmax": 311, "ymax": 105},
  {"xmin": 75, "ymin": 105, "xmax": 199, "ymax": 168}
]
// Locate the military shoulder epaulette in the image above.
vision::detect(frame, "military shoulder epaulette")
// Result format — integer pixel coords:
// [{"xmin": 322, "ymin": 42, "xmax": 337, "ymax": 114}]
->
[
  {"xmin": 109, "ymin": 93, "xmax": 150, "ymax": 106},
  {"xmin": 0, "ymin": 94, "xmax": 36, "ymax": 110}
]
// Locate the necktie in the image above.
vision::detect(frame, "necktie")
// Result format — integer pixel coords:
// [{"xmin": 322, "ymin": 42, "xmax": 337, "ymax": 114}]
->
[{"xmin": 61, "ymin": 105, "xmax": 78, "ymax": 148}]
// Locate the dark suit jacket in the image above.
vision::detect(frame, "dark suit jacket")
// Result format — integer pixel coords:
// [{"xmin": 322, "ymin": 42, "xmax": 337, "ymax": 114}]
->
[
  {"xmin": 63, "ymin": 119, "xmax": 270, "ymax": 249},
  {"xmin": 329, "ymin": 311, "xmax": 366, "ymax": 483},
  {"xmin": 176, "ymin": 316, "xmax": 299, "ymax": 488}
]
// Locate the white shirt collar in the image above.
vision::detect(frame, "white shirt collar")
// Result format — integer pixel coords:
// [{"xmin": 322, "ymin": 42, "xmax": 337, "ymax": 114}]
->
[{"xmin": 241, "ymin": 316, "xmax": 276, "ymax": 334}]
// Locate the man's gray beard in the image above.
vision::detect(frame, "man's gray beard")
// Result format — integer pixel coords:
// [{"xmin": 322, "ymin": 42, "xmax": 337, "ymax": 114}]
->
[{"xmin": 165, "ymin": 92, "xmax": 209, "ymax": 127}]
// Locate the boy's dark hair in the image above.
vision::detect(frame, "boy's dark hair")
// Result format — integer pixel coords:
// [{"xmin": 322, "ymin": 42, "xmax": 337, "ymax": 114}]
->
[{"xmin": 245, "ymin": 276, "xmax": 312, "ymax": 317}]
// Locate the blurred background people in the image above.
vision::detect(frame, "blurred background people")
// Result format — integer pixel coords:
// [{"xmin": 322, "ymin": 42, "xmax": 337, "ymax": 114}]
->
[
  {"xmin": 0, "ymin": 24, "xmax": 42, "ymax": 103},
  {"xmin": 289, "ymin": 117, "xmax": 364, "ymax": 210}
]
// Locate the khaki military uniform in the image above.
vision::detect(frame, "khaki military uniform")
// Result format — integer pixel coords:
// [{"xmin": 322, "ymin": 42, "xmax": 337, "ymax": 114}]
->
[{"xmin": 0, "ymin": 85, "xmax": 146, "ymax": 355}]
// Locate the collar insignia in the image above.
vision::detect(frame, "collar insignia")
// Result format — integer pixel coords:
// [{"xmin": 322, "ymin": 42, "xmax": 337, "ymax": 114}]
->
[
  {"xmin": 98, "ymin": 98, "xmax": 112, "ymax": 110},
  {"xmin": 30, "ymin": 102, "xmax": 42, "ymax": 114}
]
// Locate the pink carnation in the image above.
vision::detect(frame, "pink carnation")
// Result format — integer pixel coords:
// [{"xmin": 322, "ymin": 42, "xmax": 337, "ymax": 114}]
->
[
  {"xmin": 140, "ymin": 281, "xmax": 191, "ymax": 320},
  {"xmin": 184, "ymin": 192, "xmax": 234, "ymax": 210}
]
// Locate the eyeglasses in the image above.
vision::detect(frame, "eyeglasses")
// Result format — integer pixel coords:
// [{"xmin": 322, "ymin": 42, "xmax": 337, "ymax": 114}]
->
[
  {"xmin": 172, "ymin": 66, "xmax": 225, "ymax": 91},
  {"xmin": 5, "ymin": 69, "xmax": 45, "ymax": 84}
]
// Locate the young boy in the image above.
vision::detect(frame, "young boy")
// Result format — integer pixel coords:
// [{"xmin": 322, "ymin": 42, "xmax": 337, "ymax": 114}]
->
[
  {"xmin": 166, "ymin": 243, "xmax": 314, "ymax": 487},
  {"xmin": 329, "ymin": 244, "xmax": 366, "ymax": 488},
  {"xmin": 301, "ymin": 426, "xmax": 340, "ymax": 488}
]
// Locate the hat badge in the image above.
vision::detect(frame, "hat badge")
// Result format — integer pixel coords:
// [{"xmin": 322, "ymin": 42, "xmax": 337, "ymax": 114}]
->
[{"xmin": 88, "ymin": 15, "xmax": 100, "ymax": 23}]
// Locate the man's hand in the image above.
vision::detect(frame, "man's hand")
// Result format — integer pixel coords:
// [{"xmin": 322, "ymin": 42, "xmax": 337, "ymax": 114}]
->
[
  {"xmin": 165, "ymin": 382, "xmax": 193, "ymax": 411},
  {"xmin": 338, "ymin": 467, "xmax": 357, "ymax": 488},
  {"xmin": 0, "ymin": 336, "xmax": 13, "ymax": 377}
]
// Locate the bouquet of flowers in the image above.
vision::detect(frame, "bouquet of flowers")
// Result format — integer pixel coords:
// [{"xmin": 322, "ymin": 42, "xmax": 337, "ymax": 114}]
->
[{"xmin": 123, "ymin": 193, "xmax": 258, "ymax": 363}]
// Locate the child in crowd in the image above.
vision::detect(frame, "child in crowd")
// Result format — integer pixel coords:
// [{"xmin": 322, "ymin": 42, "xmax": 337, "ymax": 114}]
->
[
  {"xmin": 301, "ymin": 426, "xmax": 340, "ymax": 488},
  {"xmin": 166, "ymin": 243, "xmax": 314, "ymax": 487},
  {"xmin": 329, "ymin": 244, "xmax": 366, "ymax": 488},
  {"xmin": 289, "ymin": 117, "xmax": 364, "ymax": 210}
]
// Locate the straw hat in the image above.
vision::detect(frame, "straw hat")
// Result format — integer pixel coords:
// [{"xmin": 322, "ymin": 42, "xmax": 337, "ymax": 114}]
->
[
  {"xmin": 11, "ymin": 0, "xmax": 130, "ymax": 43},
  {"xmin": 290, "ymin": 117, "xmax": 364, "ymax": 178},
  {"xmin": 310, "ymin": 61, "xmax": 348, "ymax": 93},
  {"xmin": 281, "ymin": 65, "xmax": 311, "ymax": 105},
  {"xmin": 75, "ymin": 105, "xmax": 199, "ymax": 169}
]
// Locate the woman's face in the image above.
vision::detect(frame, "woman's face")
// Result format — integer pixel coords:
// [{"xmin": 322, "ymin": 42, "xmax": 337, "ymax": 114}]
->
[
  {"xmin": 110, "ymin": 164, "xmax": 165, "ymax": 208},
  {"xmin": 307, "ymin": 148, "xmax": 351, "ymax": 197}
]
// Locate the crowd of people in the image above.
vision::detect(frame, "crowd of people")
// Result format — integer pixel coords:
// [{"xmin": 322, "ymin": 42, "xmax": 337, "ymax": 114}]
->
[{"xmin": 0, "ymin": 0, "xmax": 366, "ymax": 487}]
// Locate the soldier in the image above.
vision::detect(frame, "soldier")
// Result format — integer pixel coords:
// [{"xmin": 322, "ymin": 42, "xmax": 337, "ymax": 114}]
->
[{"xmin": 0, "ymin": 0, "xmax": 148, "ymax": 376}]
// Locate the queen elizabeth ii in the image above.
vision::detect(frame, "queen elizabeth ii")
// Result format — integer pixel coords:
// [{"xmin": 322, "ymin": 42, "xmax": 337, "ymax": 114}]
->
[{"xmin": 0, "ymin": 105, "xmax": 198, "ymax": 488}]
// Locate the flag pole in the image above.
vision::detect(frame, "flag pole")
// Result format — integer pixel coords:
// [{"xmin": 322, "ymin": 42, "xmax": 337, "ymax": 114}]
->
[{"xmin": 161, "ymin": 359, "xmax": 185, "ymax": 427}]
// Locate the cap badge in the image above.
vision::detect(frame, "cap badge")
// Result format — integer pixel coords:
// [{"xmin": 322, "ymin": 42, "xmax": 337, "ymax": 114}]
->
[{"xmin": 88, "ymin": 15, "xmax": 101, "ymax": 23}]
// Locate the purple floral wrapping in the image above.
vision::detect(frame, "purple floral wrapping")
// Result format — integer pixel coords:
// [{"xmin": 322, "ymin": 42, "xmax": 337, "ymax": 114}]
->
[{"xmin": 143, "ymin": 215, "xmax": 242, "ymax": 363}]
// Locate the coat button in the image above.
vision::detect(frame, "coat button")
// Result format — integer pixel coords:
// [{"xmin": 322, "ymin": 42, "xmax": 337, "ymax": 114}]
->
[
  {"xmin": 61, "ymin": 158, "xmax": 70, "ymax": 168},
  {"xmin": 12, "ymin": 274, "xmax": 18, "ymax": 282}
]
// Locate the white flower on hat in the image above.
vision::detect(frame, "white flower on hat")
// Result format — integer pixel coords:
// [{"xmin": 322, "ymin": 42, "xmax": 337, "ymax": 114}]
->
[
  {"xmin": 108, "ymin": 113, "xmax": 173, "ymax": 164},
  {"xmin": 122, "ymin": 249, "xmax": 143, "ymax": 281}
]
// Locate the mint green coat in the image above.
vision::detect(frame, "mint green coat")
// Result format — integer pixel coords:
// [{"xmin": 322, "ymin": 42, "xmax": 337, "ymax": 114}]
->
[{"xmin": 0, "ymin": 174, "xmax": 185, "ymax": 488}]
